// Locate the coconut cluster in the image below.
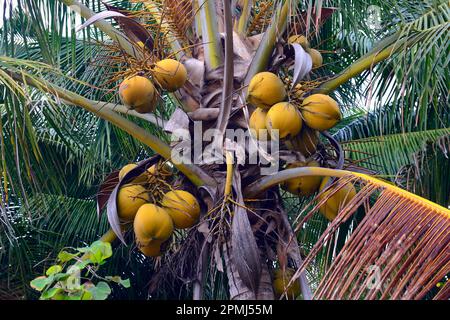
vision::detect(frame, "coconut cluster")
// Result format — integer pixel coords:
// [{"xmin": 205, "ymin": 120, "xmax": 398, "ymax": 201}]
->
[
  {"xmin": 115, "ymin": 162, "xmax": 200, "ymax": 257},
  {"xmin": 119, "ymin": 59, "xmax": 187, "ymax": 114},
  {"xmin": 246, "ymin": 45, "xmax": 354, "ymax": 222},
  {"xmin": 247, "ymin": 71, "xmax": 342, "ymax": 142}
]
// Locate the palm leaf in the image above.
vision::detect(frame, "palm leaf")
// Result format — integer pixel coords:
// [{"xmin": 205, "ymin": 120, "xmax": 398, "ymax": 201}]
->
[{"xmin": 246, "ymin": 167, "xmax": 450, "ymax": 299}]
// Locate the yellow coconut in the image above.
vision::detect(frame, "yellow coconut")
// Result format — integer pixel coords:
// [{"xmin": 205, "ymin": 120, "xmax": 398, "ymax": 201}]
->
[
  {"xmin": 134, "ymin": 204, "xmax": 174, "ymax": 243},
  {"xmin": 153, "ymin": 59, "xmax": 187, "ymax": 92},
  {"xmin": 286, "ymin": 126, "xmax": 319, "ymax": 157},
  {"xmin": 273, "ymin": 268, "xmax": 300, "ymax": 299},
  {"xmin": 288, "ymin": 34, "xmax": 310, "ymax": 50},
  {"xmin": 138, "ymin": 240, "xmax": 162, "ymax": 257},
  {"xmin": 249, "ymin": 107, "xmax": 269, "ymax": 140},
  {"xmin": 266, "ymin": 102, "xmax": 302, "ymax": 139},
  {"xmin": 119, "ymin": 76, "xmax": 157, "ymax": 113},
  {"xmin": 309, "ymin": 48, "xmax": 323, "ymax": 68},
  {"xmin": 301, "ymin": 94, "xmax": 342, "ymax": 131},
  {"xmin": 147, "ymin": 162, "xmax": 172, "ymax": 177},
  {"xmin": 118, "ymin": 163, "xmax": 148, "ymax": 183},
  {"xmin": 283, "ymin": 160, "xmax": 322, "ymax": 196},
  {"xmin": 247, "ymin": 72, "xmax": 287, "ymax": 110},
  {"xmin": 119, "ymin": 164, "xmax": 137, "ymax": 180},
  {"xmin": 318, "ymin": 177, "xmax": 357, "ymax": 221},
  {"xmin": 117, "ymin": 184, "xmax": 150, "ymax": 221},
  {"xmin": 161, "ymin": 190, "xmax": 200, "ymax": 229}
]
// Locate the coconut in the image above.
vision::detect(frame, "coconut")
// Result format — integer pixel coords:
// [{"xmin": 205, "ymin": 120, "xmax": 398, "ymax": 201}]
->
[
  {"xmin": 318, "ymin": 177, "xmax": 357, "ymax": 221},
  {"xmin": 272, "ymin": 268, "xmax": 300, "ymax": 299},
  {"xmin": 266, "ymin": 102, "xmax": 302, "ymax": 139},
  {"xmin": 117, "ymin": 184, "xmax": 150, "ymax": 221},
  {"xmin": 153, "ymin": 59, "xmax": 187, "ymax": 92},
  {"xmin": 286, "ymin": 126, "xmax": 319, "ymax": 157},
  {"xmin": 138, "ymin": 240, "xmax": 162, "ymax": 257},
  {"xmin": 249, "ymin": 107, "xmax": 269, "ymax": 140},
  {"xmin": 134, "ymin": 204, "xmax": 174, "ymax": 243},
  {"xmin": 118, "ymin": 163, "xmax": 148, "ymax": 183},
  {"xmin": 301, "ymin": 94, "xmax": 341, "ymax": 131},
  {"xmin": 283, "ymin": 160, "xmax": 322, "ymax": 196},
  {"xmin": 147, "ymin": 162, "xmax": 172, "ymax": 177},
  {"xmin": 119, "ymin": 76, "xmax": 157, "ymax": 113},
  {"xmin": 309, "ymin": 48, "xmax": 323, "ymax": 68},
  {"xmin": 161, "ymin": 190, "xmax": 200, "ymax": 229},
  {"xmin": 247, "ymin": 72, "xmax": 286, "ymax": 110},
  {"xmin": 288, "ymin": 34, "xmax": 310, "ymax": 50}
]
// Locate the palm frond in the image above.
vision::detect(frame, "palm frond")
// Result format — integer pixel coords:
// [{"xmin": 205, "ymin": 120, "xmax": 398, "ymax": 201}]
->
[
  {"xmin": 293, "ymin": 174, "xmax": 450, "ymax": 299},
  {"xmin": 246, "ymin": 167, "xmax": 450, "ymax": 299},
  {"xmin": 342, "ymin": 128, "xmax": 450, "ymax": 177}
]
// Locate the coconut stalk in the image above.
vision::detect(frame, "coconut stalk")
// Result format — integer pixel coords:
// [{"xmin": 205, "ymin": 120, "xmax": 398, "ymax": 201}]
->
[
  {"xmin": 245, "ymin": 167, "xmax": 450, "ymax": 215},
  {"xmin": 215, "ymin": 0, "xmax": 234, "ymax": 139},
  {"xmin": 61, "ymin": 99, "xmax": 167, "ymax": 128},
  {"xmin": 7, "ymin": 69, "xmax": 214, "ymax": 187},
  {"xmin": 197, "ymin": 0, "xmax": 223, "ymax": 69},
  {"xmin": 315, "ymin": 31, "xmax": 416, "ymax": 94}
]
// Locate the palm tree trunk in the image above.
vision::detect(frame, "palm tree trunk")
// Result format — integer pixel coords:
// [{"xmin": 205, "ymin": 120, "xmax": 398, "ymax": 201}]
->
[{"xmin": 224, "ymin": 243, "xmax": 274, "ymax": 300}]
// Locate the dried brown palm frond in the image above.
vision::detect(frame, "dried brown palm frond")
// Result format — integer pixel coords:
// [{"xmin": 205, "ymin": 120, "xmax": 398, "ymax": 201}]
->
[{"xmin": 284, "ymin": 174, "xmax": 450, "ymax": 300}]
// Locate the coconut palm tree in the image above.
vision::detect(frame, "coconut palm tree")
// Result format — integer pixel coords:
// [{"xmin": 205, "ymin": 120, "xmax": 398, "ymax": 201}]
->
[{"xmin": 0, "ymin": 0, "xmax": 448, "ymax": 300}]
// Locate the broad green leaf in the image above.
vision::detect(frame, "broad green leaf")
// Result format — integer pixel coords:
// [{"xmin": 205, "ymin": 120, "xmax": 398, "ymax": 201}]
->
[
  {"xmin": 66, "ymin": 291, "xmax": 84, "ymax": 300},
  {"xmin": 41, "ymin": 288, "xmax": 62, "ymax": 300},
  {"xmin": 119, "ymin": 279, "xmax": 131, "ymax": 288},
  {"xmin": 74, "ymin": 259, "xmax": 91, "ymax": 270},
  {"xmin": 88, "ymin": 281, "xmax": 111, "ymax": 300},
  {"xmin": 30, "ymin": 276, "xmax": 50, "ymax": 292},
  {"xmin": 81, "ymin": 290, "xmax": 93, "ymax": 300},
  {"xmin": 53, "ymin": 273, "xmax": 70, "ymax": 282},
  {"xmin": 58, "ymin": 250, "xmax": 78, "ymax": 262},
  {"xmin": 88, "ymin": 241, "xmax": 113, "ymax": 264},
  {"xmin": 46, "ymin": 265, "xmax": 63, "ymax": 276},
  {"xmin": 65, "ymin": 274, "xmax": 81, "ymax": 291},
  {"xmin": 106, "ymin": 276, "xmax": 131, "ymax": 288}
]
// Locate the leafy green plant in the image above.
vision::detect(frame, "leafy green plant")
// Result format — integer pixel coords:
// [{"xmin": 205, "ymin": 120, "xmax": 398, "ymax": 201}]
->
[{"xmin": 30, "ymin": 241, "xmax": 130, "ymax": 300}]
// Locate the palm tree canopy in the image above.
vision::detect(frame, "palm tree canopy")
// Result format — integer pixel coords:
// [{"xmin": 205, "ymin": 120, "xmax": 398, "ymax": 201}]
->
[{"xmin": 0, "ymin": 0, "xmax": 448, "ymax": 300}]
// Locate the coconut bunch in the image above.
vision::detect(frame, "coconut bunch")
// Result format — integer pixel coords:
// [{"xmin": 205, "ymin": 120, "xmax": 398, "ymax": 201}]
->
[
  {"xmin": 119, "ymin": 59, "xmax": 188, "ymax": 113},
  {"xmin": 246, "ymin": 43, "xmax": 350, "ymax": 220},
  {"xmin": 114, "ymin": 161, "xmax": 200, "ymax": 257}
]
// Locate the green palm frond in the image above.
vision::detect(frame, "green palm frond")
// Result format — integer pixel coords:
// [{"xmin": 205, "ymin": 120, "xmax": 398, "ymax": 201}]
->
[{"xmin": 342, "ymin": 128, "xmax": 450, "ymax": 177}]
